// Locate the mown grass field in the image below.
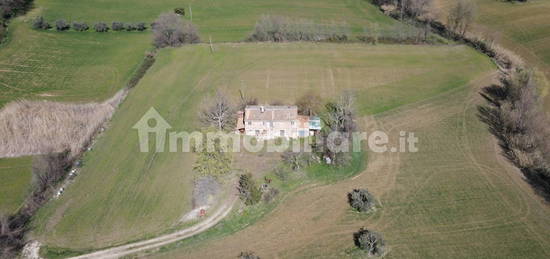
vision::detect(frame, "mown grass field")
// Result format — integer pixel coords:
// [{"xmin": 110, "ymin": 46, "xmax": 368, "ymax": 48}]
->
[
  {"xmin": 32, "ymin": 42, "xmax": 492, "ymax": 251},
  {"xmin": 434, "ymin": 0, "xmax": 550, "ymax": 108},
  {"xmin": 0, "ymin": 157, "xmax": 32, "ymax": 214},
  {"xmin": 0, "ymin": 20, "xmax": 151, "ymax": 108},
  {"xmin": 36, "ymin": 0, "xmax": 396, "ymax": 42},
  {"xmin": 147, "ymin": 66, "xmax": 550, "ymax": 259}
]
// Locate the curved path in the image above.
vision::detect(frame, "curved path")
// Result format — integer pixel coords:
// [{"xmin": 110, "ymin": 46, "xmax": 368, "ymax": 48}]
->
[{"xmin": 68, "ymin": 196, "xmax": 238, "ymax": 259}]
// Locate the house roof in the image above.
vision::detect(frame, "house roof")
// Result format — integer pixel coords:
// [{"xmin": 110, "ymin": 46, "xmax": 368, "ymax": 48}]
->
[{"xmin": 245, "ymin": 105, "xmax": 298, "ymax": 121}]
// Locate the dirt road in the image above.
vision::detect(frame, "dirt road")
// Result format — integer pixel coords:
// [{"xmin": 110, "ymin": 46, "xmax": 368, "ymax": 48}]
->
[{"xmin": 68, "ymin": 195, "xmax": 238, "ymax": 259}]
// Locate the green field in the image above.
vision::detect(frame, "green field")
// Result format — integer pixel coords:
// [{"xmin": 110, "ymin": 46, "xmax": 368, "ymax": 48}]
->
[
  {"xmin": 147, "ymin": 62, "xmax": 550, "ymax": 259},
  {"xmin": 32, "ymin": 42, "xmax": 492, "ymax": 250},
  {"xmin": 36, "ymin": 0, "xmax": 396, "ymax": 42},
  {"xmin": 0, "ymin": 19, "xmax": 151, "ymax": 107},
  {"xmin": 0, "ymin": 157, "xmax": 32, "ymax": 214}
]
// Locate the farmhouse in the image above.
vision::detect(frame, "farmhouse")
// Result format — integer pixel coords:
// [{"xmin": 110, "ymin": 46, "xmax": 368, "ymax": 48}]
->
[{"xmin": 236, "ymin": 105, "xmax": 321, "ymax": 139}]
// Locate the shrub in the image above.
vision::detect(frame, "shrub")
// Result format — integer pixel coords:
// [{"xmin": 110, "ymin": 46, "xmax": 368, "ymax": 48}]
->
[
  {"xmin": 238, "ymin": 251, "xmax": 260, "ymax": 259},
  {"xmin": 152, "ymin": 12, "xmax": 200, "ymax": 48},
  {"xmin": 136, "ymin": 22, "xmax": 147, "ymax": 31},
  {"xmin": 237, "ymin": 173, "xmax": 262, "ymax": 206},
  {"xmin": 32, "ymin": 16, "xmax": 50, "ymax": 30},
  {"xmin": 174, "ymin": 7, "xmax": 185, "ymax": 16},
  {"xmin": 111, "ymin": 21, "xmax": 124, "ymax": 31},
  {"xmin": 72, "ymin": 22, "xmax": 89, "ymax": 31},
  {"xmin": 247, "ymin": 15, "xmax": 350, "ymax": 42},
  {"xmin": 262, "ymin": 186, "xmax": 279, "ymax": 203},
  {"xmin": 125, "ymin": 23, "xmax": 137, "ymax": 31},
  {"xmin": 126, "ymin": 53, "xmax": 155, "ymax": 88},
  {"xmin": 353, "ymin": 228, "xmax": 385, "ymax": 256},
  {"xmin": 55, "ymin": 19, "xmax": 70, "ymax": 31},
  {"xmin": 348, "ymin": 189, "xmax": 375, "ymax": 212},
  {"xmin": 94, "ymin": 22, "xmax": 109, "ymax": 32}
]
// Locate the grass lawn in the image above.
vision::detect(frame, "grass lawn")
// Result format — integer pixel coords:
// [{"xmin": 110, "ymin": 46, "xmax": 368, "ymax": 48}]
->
[
  {"xmin": 35, "ymin": 0, "xmax": 396, "ymax": 42},
  {"xmin": 145, "ymin": 61, "xmax": 550, "ymax": 259},
  {"xmin": 434, "ymin": 0, "xmax": 550, "ymax": 109},
  {"xmin": 32, "ymin": 42, "xmax": 492, "ymax": 251},
  {"xmin": 0, "ymin": 19, "xmax": 151, "ymax": 108},
  {"xmin": 0, "ymin": 157, "xmax": 32, "ymax": 214}
]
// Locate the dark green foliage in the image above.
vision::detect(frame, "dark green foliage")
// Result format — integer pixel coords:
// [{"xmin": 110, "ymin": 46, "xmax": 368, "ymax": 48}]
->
[
  {"xmin": 55, "ymin": 19, "xmax": 70, "ymax": 31},
  {"xmin": 353, "ymin": 228, "xmax": 385, "ymax": 256},
  {"xmin": 237, "ymin": 173, "xmax": 262, "ymax": 206},
  {"xmin": 72, "ymin": 22, "xmax": 88, "ymax": 31},
  {"xmin": 174, "ymin": 7, "xmax": 185, "ymax": 16},
  {"xmin": 111, "ymin": 21, "xmax": 124, "ymax": 31},
  {"xmin": 94, "ymin": 22, "xmax": 109, "ymax": 32},
  {"xmin": 32, "ymin": 16, "xmax": 50, "ymax": 30},
  {"xmin": 348, "ymin": 189, "xmax": 375, "ymax": 212}
]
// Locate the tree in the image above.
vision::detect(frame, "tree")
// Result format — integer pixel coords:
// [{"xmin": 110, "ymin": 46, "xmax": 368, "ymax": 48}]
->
[
  {"xmin": 55, "ymin": 19, "xmax": 70, "ymax": 31},
  {"xmin": 348, "ymin": 189, "xmax": 376, "ymax": 212},
  {"xmin": 72, "ymin": 22, "xmax": 89, "ymax": 31},
  {"xmin": 325, "ymin": 91, "xmax": 356, "ymax": 134},
  {"xmin": 353, "ymin": 228, "xmax": 385, "ymax": 256},
  {"xmin": 112, "ymin": 21, "xmax": 124, "ymax": 31},
  {"xmin": 237, "ymin": 173, "xmax": 262, "ymax": 205},
  {"xmin": 447, "ymin": 0, "xmax": 476, "ymax": 37},
  {"xmin": 402, "ymin": 0, "xmax": 433, "ymax": 20},
  {"xmin": 32, "ymin": 16, "xmax": 50, "ymax": 30},
  {"xmin": 199, "ymin": 90, "xmax": 236, "ymax": 131},
  {"xmin": 296, "ymin": 92, "xmax": 322, "ymax": 116},
  {"xmin": 125, "ymin": 23, "xmax": 137, "ymax": 31},
  {"xmin": 152, "ymin": 12, "xmax": 200, "ymax": 48},
  {"xmin": 238, "ymin": 251, "xmax": 260, "ymax": 259},
  {"xmin": 94, "ymin": 22, "xmax": 109, "ymax": 32},
  {"xmin": 136, "ymin": 22, "xmax": 147, "ymax": 31},
  {"xmin": 174, "ymin": 7, "xmax": 185, "ymax": 16},
  {"xmin": 282, "ymin": 151, "xmax": 312, "ymax": 171}
]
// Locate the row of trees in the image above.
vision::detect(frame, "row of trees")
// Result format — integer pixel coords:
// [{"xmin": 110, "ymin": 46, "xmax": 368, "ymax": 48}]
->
[
  {"xmin": 32, "ymin": 16, "xmax": 147, "ymax": 32},
  {"xmin": 247, "ymin": 15, "xmax": 350, "ymax": 42},
  {"xmin": 1, "ymin": 151, "xmax": 72, "ymax": 258},
  {"xmin": 0, "ymin": 0, "xmax": 32, "ymax": 20}
]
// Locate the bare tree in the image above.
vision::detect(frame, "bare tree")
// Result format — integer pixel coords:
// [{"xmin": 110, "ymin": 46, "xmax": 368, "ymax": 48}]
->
[
  {"xmin": 403, "ymin": 0, "xmax": 433, "ymax": 20},
  {"xmin": 325, "ymin": 91, "xmax": 356, "ymax": 133},
  {"xmin": 296, "ymin": 92, "xmax": 322, "ymax": 116},
  {"xmin": 447, "ymin": 0, "xmax": 476, "ymax": 37},
  {"xmin": 199, "ymin": 91, "xmax": 236, "ymax": 131},
  {"xmin": 152, "ymin": 12, "xmax": 200, "ymax": 48}
]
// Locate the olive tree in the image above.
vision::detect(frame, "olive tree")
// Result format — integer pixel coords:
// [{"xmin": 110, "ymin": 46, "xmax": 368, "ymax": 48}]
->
[
  {"xmin": 353, "ymin": 228, "xmax": 385, "ymax": 256},
  {"xmin": 348, "ymin": 189, "xmax": 376, "ymax": 212}
]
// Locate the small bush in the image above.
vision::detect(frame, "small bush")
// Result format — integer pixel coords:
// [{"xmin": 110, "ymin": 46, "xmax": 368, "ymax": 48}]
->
[
  {"xmin": 72, "ymin": 22, "xmax": 89, "ymax": 31},
  {"xmin": 55, "ymin": 19, "xmax": 70, "ymax": 31},
  {"xmin": 136, "ymin": 22, "xmax": 147, "ymax": 31},
  {"xmin": 112, "ymin": 21, "xmax": 124, "ymax": 31},
  {"xmin": 32, "ymin": 16, "xmax": 50, "ymax": 30},
  {"xmin": 237, "ymin": 173, "xmax": 262, "ymax": 206},
  {"xmin": 174, "ymin": 7, "xmax": 185, "ymax": 16},
  {"xmin": 238, "ymin": 251, "xmax": 260, "ymax": 259},
  {"xmin": 94, "ymin": 22, "xmax": 109, "ymax": 32},
  {"xmin": 262, "ymin": 186, "xmax": 279, "ymax": 203},
  {"xmin": 348, "ymin": 189, "xmax": 375, "ymax": 212},
  {"xmin": 353, "ymin": 228, "xmax": 385, "ymax": 256}
]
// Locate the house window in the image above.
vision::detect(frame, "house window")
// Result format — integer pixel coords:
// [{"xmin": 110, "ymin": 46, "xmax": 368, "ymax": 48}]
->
[
  {"xmin": 280, "ymin": 130, "xmax": 285, "ymax": 136},
  {"xmin": 256, "ymin": 130, "xmax": 260, "ymax": 135},
  {"xmin": 291, "ymin": 121, "xmax": 295, "ymax": 126},
  {"xmin": 247, "ymin": 121, "xmax": 252, "ymax": 125}
]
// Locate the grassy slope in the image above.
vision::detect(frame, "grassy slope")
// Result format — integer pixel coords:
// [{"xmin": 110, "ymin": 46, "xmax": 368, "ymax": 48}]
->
[
  {"xmin": 0, "ymin": 20, "xmax": 151, "ymax": 107},
  {"xmin": 32, "ymin": 43, "xmax": 492, "ymax": 250},
  {"xmin": 434, "ymin": 0, "xmax": 550, "ymax": 108},
  {"xmin": 0, "ymin": 157, "xmax": 32, "ymax": 214},
  {"xmin": 36, "ymin": 0, "xmax": 396, "ymax": 42},
  {"xmin": 149, "ymin": 63, "xmax": 549, "ymax": 259}
]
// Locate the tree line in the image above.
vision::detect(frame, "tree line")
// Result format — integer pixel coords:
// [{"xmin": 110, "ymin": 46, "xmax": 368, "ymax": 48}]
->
[{"xmin": 32, "ymin": 16, "xmax": 147, "ymax": 32}]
